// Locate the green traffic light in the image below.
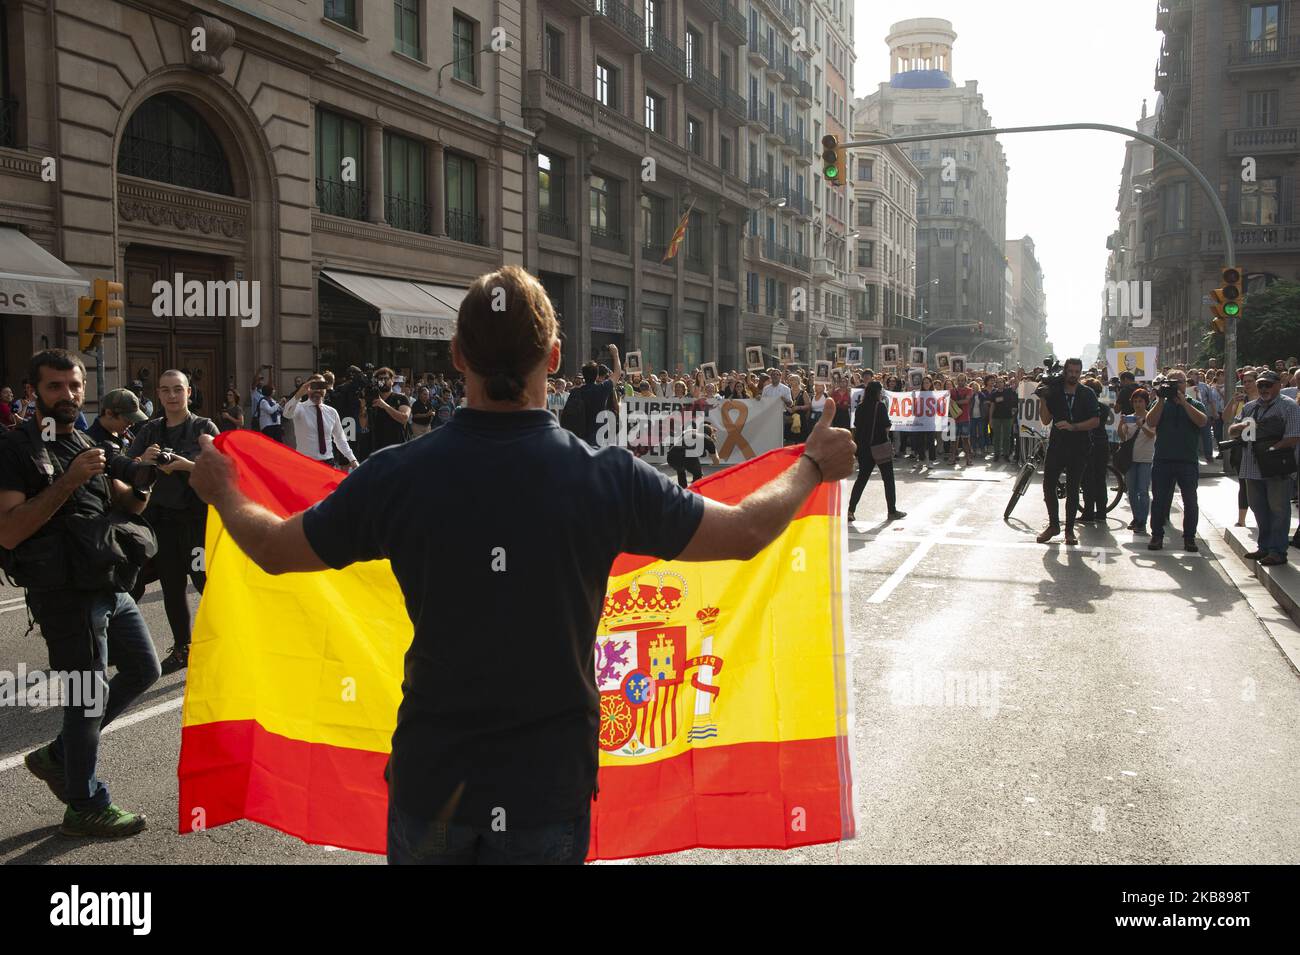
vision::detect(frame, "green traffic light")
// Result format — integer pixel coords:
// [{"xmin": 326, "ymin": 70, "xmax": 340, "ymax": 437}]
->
[
  {"xmin": 1224, "ymin": 302, "xmax": 1240, "ymax": 317},
  {"xmin": 826, "ymin": 166, "xmax": 839, "ymax": 179}
]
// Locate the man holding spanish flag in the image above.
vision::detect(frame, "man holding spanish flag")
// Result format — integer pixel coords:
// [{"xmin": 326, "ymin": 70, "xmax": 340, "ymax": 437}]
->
[{"xmin": 188, "ymin": 265, "xmax": 855, "ymax": 865}]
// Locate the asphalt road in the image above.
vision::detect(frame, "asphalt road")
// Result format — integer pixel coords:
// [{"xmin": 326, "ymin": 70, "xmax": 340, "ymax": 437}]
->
[{"xmin": 1, "ymin": 455, "xmax": 1297, "ymax": 865}]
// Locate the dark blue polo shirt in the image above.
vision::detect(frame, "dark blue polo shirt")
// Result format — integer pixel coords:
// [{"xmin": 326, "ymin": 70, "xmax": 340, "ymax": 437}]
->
[{"xmin": 302, "ymin": 407, "xmax": 706, "ymax": 827}]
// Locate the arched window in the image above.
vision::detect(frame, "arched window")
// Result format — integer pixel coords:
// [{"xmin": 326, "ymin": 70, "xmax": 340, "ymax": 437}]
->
[{"xmin": 117, "ymin": 93, "xmax": 233, "ymax": 195}]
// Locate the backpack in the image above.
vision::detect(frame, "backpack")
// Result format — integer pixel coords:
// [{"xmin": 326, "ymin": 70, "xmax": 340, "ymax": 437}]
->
[{"xmin": 559, "ymin": 389, "xmax": 586, "ymax": 438}]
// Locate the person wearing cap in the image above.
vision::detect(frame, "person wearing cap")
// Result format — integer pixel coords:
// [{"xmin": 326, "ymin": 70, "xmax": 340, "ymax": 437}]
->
[
  {"xmin": 87, "ymin": 388, "xmax": 149, "ymax": 453},
  {"xmin": 1230, "ymin": 369, "xmax": 1300, "ymax": 565},
  {"xmin": 1144, "ymin": 369, "xmax": 1207, "ymax": 552},
  {"xmin": 130, "ymin": 380, "xmax": 154, "ymax": 418},
  {"xmin": 284, "ymin": 375, "xmax": 358, "ymax": 471}
]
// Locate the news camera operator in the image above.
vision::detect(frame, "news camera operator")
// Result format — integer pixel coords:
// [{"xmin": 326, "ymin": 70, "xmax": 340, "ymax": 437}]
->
[
  {"xmin": 128, "ymin": 370, "xmax": 220, "ymax": 673},
  {"xmin": 1035, "ymin": 358, "xmax": 1100, "ymax": 546},
  {"xmin": 85, "ymin": 387, "xmax": 149, "ymax": 454},
  {"xmin": 359, "ymin": 367, "xmax": 412, "ymax": 456},
  {"xmin": 0, "ymin": 349, "xmax": 160, "ymax": 839},
  {"xmin": 1143, "ymin": 370, "xmax": 1207, "ymax": 552}
]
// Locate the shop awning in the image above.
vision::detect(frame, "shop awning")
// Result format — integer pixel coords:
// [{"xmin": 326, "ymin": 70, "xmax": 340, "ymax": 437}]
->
[
  {"xmin": 414, "ymin": 282, "xmax": 467, "ymax": 316},
  {"xmin": 0, "ymin": 228, "xmax": 90, "ymax": 317},
  {"xmin": 320, "ymin": 270, "xmax": 460, "ymax": 342}
]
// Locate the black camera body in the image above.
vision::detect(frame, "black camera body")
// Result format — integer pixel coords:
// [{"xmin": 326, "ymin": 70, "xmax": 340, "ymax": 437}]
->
[
  {"xmin": 1156, "ymin": 379, "xmax": 1179, "ymax": 402},
  {"xmin": 82, "ymin": 444, "xmax": 158, "ymax": 492},
  {"xmin": 1035, "ymin": 356, "xmax": 1065, "ymax": 400}
]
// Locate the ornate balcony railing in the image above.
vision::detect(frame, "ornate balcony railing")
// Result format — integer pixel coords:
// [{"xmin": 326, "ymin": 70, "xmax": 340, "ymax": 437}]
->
[
  {"xmin": 446, "ymin": 208, "xmax": 486, "ymax": 246},
  {"xmin": 384, "ymin": 195, "xmax": 433, "ymax": 234},
  {"xmin": 316, "ymin": 178, "xmax": 368, "ymax": 220}
]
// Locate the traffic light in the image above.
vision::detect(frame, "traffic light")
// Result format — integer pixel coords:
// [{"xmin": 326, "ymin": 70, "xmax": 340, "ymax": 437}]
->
[
  {"xmin": 821, "ymin": 135, "xmax": 845, "ymax": 185},
  {"xmin": 76, "ymin": 278, "xmax": 126, "ymax": 353},
  {"xmin": 1209, "ymin": 266, "xmax": 1243, "ymax": 335}
]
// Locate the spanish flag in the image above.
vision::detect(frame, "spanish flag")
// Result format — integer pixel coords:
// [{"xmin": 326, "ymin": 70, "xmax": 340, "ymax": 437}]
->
[
  {"xmin": 178, "ymin": 432, "xmax": 854, "ymax": 859},
  {"xmin": 661, "ymin": 199, "xmax": 695, "ymax": 264}
]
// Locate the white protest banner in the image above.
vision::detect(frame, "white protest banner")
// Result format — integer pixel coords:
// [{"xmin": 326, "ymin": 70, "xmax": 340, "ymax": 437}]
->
[
  {"xmin": 1106, "ymin": 347, "xmax": 1157, "ymax": 382},
  {"xmin": 1017, "ymin": 381, "xmax": 1049, "ymax": 438},
  {"xmin": 709, "ymin": 397, "xmax": 784, "ymax": 464},
  {"xmin": 850, "ymin": 387, "xmax": 866, "ymax": 427},
  {"xmin": 883, "ymin": 390, "xmax": 952, "ymax": 432},
  {"xmin": 609, "ymin": 397, "xmax": 783, "ymax": 465}
]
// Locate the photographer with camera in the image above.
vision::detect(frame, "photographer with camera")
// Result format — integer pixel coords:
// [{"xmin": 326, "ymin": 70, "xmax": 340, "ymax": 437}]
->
[
  {"xmin": 1035, "ymin": 358, "xmax": 1100, "ymax": 545},
  {"xmin": 1143, "ymin": 370, "xmax": 1207, "ymax": 552},
  {"xmin": 128, "ymin": 370, "xmax": 220, "ymax": 673},
  {"xmin": 1228, "ymin": 369, "xmax": 1300, "ymax": 565},
  {"xmin": 0, "ymin": 350, "xmax": 160, "ymax": 838},
  {"xmin": 360, "ymin": 367, "xmax": 412, "ymax": 456},
  {"xmin": 86, "ymin": 388, "xmax": 149, "ymax": 454},
  {"xmin": 284, "ymin": 375, "xmax": 359, "ymax": 469}
]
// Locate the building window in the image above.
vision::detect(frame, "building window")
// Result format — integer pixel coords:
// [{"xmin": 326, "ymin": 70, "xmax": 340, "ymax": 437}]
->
[
  {"xmin": 538, "ymin": 152, "xmax": 567, "ymax": 237},
  {"xmin": 857, "ymin": 158, "xmax": 873, "ymax": 181},
  {"xmin": 1247, "ymin": 3, "xmax": 1281, "ymax": 49},
  {"xmin": 590, "ymin": 174, "xmax": 622, "ymax": 246},
  {"xmin": 383, "ymin": 131, "xmax": 429, "ymax": 233},
  {"xmin": 857, "ymin": 201, "xmax": 873, "ymax": 227},
  {"xmin": 1162, "ymin": 181, "xmax": 1188, "ymax": 231},
  {"xmin": 719, "ymin": 135, "xmax": 732, "ymax": 174},
  {"xmin": 445, "ymin": 151, "xmax": 483, "ymax": 245},
  {"xmin": 394, "ymin": 0, "xmax": 421, "ymax": 60},
  {"xmin": 544, "ymin": 25, "xmax": 564, "ymax": 79},
  {"xmin": 938, "ymin": 228, "xmax": 955, "ymax": 241},
  {"xmin": 641, "ymin": 192, "xmax": 667, "ymax": 253},
  {"xmin": 687, "ymin": 116, "xmax": 704, "ymax": 156},
  {"xmin": 939, "ymin": 199, "xmax": 955, "ymax": 215},
  {"xmin": 686, "ymin": 210, "xmax": 706, "ymax": 269},
  {"xmin": 1246, "ymin": 90, "xmax": 1279, "ymax": 127},
  {"xmin": 1240, "ymin": 178, "xmax": 1280, "ymax": 225},
  {"xmin": 686, "ymin": 27, "xmax": 702, "ymax": 79},
  {"xmin": 324, "ymin": 0, "xmax": 357, "ymax": 31},
  {"xmin": 645, "ymin": 91, "xmax": 665, "ymax": 133},
  {"xmin": 452, "ymin": 13, "xmax": 477, "ymax": 83},
  {"xmin": 120, "ymin": 93, "xmax": 235, "ymax": 196},
  {"xmin": 856, "ymin": 241, "xmax": 874, "ymax": 268},
  {"xmin": 595, "ymin": 60, "xmax": 618, "ymax": 108}
]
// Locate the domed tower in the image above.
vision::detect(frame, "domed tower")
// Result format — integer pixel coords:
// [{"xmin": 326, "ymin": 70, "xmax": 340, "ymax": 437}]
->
[{"xmin": 886, "ymin": 18, "xmax": 957, "ymax": 89}]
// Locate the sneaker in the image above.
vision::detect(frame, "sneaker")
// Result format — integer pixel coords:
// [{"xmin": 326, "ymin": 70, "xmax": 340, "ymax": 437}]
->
[
  {"xmin": 887, "ymin": 510, "xmax": 907, "ymax": 521},
  {"xmin": 1184, "ymin": 539, "xmax": 1199, "ymax": 553},
  {"xmin": 1242, "ymin": 549, "xmax": 1264, "ymax": 560},
  {"xmin": 25, "ymin": 744, "xmax": 66, "ymax": 804},
  {"xmin": 160, "ymin": 645, "xmax": 189, "ymax": 675},
  {"xmin": 1037, "ymin": 525, "xmax": 1061, "ymax": 544},
  {"xmin": 60, "ymin": 804, "xmax": 147, "ymax": 839},
  {"xmin": 1148, "ymin": 537, "xmax": 1164, "ymax": 551}
]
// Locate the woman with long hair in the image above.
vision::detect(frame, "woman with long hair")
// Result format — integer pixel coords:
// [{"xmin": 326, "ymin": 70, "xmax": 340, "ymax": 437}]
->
[
  {"xmin": 219, "ymin": 388, "xmax": 244, "ymax": 432},
  {"xmin": 1119, "ymin": 388, "xmax": 1155, "ymax": 534},
  {"xmin": 847, "ymin": 381, "xmax": 906, "ymax": 523}
]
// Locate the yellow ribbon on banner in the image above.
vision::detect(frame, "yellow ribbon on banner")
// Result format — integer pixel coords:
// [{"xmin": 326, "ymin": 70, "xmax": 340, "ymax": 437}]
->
[{"xmin": 717, "ymin": 400, "xmax": 755, "ymax": 460}]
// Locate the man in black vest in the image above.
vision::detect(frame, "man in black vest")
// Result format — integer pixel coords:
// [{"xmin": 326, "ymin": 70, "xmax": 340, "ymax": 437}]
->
[
  {"xmin": 0, "ymin": 350, "xmax": 159, "ymax": 838},
  {"xmin": 128, "ymin": 369, "xmax": 220, "ymax": 673}
]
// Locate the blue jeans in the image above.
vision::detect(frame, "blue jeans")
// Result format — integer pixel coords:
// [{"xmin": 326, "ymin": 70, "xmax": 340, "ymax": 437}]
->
[
  {"xmin": 1199, "ymin": 423, "xmax": 1215, "ymax": 463},
  {"xmin": 1126, "ymin": 461, "xmax": 1152, "ymax": 529},
  {"xmin": 1246, "ymin": 478, "xmax": 1291, "ymax": 558},
  {"xmin": 387, "ymin": 802, "xmax": 591, "ymax": 865},
  {"xmin": 32, "ymin": 590, "xmax": 160, "ymax": 812},
  {"xmin": 1149, "ymin": 459, "xmax": 1199, "ymax": 542}
]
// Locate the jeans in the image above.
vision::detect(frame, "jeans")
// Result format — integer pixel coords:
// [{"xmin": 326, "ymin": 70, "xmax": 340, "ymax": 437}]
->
[
  {"xmin": 1042, "ymin": 446, "xmax": 1087, "ymax": 528},
  {"xmin": 1246, "ymin": 478, "xmax": 1291, "ymax": 558},
  {"xmin": 129, "ymin": 510, "xmax": 207, "ymax": 651},
  {"xmin": 848, "ymin": 456, "xmax": 897, "ymax": 515},
  {"xmin": 969, "ymin": 417, "xmax": 982, "ymax": 450},
  {"xmin": 1081, "ymin": 440, "xmax": 1110, "ymax": 517},
  {"xmin": 1126, "ymin": 461, "xmax": 1152, "ymax": 530},
  {"xmin": 1149, "ymin": 459, "xmax": 1199, "ymax": 542},
  {"xmin": 1199, "ymin": 423, "xmax": 1215, "ymax": 463},
  {"xmin": 387, "ymin": 802, "xmax": 591, "ymax": 865},
  {"xmin": 991, "ymin": 417, "xmax": 1014, "ymax": 458},
  {"xmin": 31, "ymin": 590, "xmax": 160, "ymax": 812}
]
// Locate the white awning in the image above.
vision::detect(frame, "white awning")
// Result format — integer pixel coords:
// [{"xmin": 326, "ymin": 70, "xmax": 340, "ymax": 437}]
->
[
  {"xmin": 321, "ymin": 270, "xmax": 461, "ymax": 341},
  {"xmin": 0, "ymin": 228, "xmax": 90, "ymax": 317},
  {"xmin": 414, "ymin": 282, "xmax": 467, "ymax": 317}
]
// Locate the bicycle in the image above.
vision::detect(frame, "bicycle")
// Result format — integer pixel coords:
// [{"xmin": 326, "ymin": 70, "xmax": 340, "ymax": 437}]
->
[{"xmin": 1004, "ymin": 424, "xmax": 1126, "ymax": 521}]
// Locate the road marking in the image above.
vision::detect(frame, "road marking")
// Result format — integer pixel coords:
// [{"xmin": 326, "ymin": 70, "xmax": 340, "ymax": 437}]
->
[
  {"xmin": 867, "ymin": 508, "xmax": 967, "ymax": 603},
  {"xmin": 0, "ymin": 695, "xmax": 184, "ymax": 773},
  {"xmin": 852, "ymin": 534, "xmax": 1206, "ymax": 558}
]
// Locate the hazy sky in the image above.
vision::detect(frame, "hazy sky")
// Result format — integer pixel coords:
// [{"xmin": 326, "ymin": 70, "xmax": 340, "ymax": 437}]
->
[{"xmin": 852, "ymin": 0, "xmax": 1164, "ymax": 359}]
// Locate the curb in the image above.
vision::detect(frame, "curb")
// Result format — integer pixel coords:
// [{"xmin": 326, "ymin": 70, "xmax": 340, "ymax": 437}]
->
[{"xmin": 1219, "ymin": 523, "xmax": 1300, "ymax": 675}]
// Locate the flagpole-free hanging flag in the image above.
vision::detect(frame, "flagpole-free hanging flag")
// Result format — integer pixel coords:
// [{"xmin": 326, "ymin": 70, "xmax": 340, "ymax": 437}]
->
[
  {"xmin": 661, "ymin": 199, "xmax": 697, "ymax": 265},
  {"xmin": 178, "ymin": 431, "xmax": 855, "ymax": 859}
]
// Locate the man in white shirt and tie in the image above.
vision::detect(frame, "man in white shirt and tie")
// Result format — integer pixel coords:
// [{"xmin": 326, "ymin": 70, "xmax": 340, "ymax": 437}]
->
[{"xmin": 283, "ymin": 375, "xmax": 358, "ymax": 470}]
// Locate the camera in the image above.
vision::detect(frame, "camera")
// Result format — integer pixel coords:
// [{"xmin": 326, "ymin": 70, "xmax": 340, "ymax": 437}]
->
[
  {"xmin": 85, "ymin": 445, "xmax": 158, "ymax": 491},
  {"xmin": 156, "ymin": 447, "xmax": 176, "ymax": 467},
  {"xmin": 1156, "ymin": 378, "xmax": 1179, "ymax": 402},
  {"xmin": 1034, "ymin": 356, "xmax": 1065, "ymax": 400}
]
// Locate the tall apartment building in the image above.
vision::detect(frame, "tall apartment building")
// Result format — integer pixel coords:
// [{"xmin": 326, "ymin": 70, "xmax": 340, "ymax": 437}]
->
[
  {"xmin": 856, "ymin": 18, "xmax": 1010, "ymax": 360},
  {"xmin": 1006, "ymin": 237, "xmax": 1048, "ymax": 367},
  {"xmin": 847, "ymin": 109, "xmax": 921, "ymax": 361},
  {"xmin": 1099, "ymin": 104, "xmax": 1160, "ymax": 353},
  {"xmin": 0, "ymin": 0, "xmax": 526, "ymax": 407},
  {"xmin": 1150, "ymin": 0, "xmax": 1300, "ymax": 365},
  {"xmin": 523, "ymin": 0, "xmax": 752, "ymax": 374}
]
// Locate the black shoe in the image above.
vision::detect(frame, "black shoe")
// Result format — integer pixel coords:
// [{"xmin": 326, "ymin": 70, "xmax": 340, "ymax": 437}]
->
[
  {"xmin": 1242, "ymin": 549, "xmax": 1264, "ymax": 561},
  {"xmin": 1261, "ymin": 554, "xmax": 1288, "ymax": 567},
  {"xmin": 886, "ymin": 510, "xmax": 907, "ymax": 521},
  {"xmin": 1148, "ymin": 537, "xmax": 1164, "ymax": 551},
  {"xmin": 160, "ymin": 645, "xmax": 189, "ymax": 675},
  {"xmin": 1290, "ymin": 538, "xmax": 1300, "ymax": 550},
  {"xmin": 1184, "ymin": 539, "xmax": 1199, "ymax": 553},
  {"xmin": 25, "ymin": 744, "xmax": 67, "ymax": 804},
  {"xmin": 1126, "ymin": 520, "xmax": 1140, "ymax": 531}
]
